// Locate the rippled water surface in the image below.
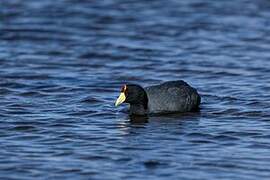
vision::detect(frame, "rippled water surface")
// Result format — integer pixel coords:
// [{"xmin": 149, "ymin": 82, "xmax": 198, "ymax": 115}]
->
[{"xmin": 1, "ymin": 0, "xmax": 270, "ymax": 179}]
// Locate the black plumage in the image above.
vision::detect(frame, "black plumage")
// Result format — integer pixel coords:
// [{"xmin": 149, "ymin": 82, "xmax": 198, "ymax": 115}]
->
[{"xmin": 115, "ymin": 80, "xmax": 201, "ymax": 116}]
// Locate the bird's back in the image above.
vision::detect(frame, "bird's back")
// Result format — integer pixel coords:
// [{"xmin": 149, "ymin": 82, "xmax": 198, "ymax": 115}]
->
[{"xmin": 145, "ymin": 80, "xmax": 200, "ymax": 114}]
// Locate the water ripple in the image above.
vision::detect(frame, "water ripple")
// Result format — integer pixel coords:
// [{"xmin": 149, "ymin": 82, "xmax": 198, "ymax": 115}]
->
[{"xmin": 1, "ymin": 0, "xmax": 270, "ymax": 179}]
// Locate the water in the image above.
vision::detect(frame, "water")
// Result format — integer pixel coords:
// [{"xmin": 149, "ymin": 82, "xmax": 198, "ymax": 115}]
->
[{"xmin": 1, "ymin": 0, "xmax": 270, "ymax": 179}]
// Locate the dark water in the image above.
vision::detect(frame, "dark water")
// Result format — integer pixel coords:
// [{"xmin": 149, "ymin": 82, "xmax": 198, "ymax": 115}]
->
[{"xmin": 1, "ymin": 0, "xmax": 270, "ymax": 179}]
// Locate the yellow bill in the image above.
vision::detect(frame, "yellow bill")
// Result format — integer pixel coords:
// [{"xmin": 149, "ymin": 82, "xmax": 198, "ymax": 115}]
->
[{"xmin": 115, "ymin": 92, "xmax": 126, "ymax": 106}]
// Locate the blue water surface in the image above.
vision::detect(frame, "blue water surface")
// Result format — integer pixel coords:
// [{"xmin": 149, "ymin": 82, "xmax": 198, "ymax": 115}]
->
[{"xmin": 1, "ymin": 0, "xmax": 270, "ymax": 179}]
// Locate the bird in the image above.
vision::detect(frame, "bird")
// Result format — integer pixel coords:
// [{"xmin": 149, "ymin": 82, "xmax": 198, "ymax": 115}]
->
[{"xmin": 115, "ymin": 80, "xmax": 201, "ymax": 116}]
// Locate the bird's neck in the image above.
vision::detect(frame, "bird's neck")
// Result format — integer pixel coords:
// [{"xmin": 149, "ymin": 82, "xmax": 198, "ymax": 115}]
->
[{"xmin": 129, "ymin": 104, "xmax": 148, "ymax": 116}]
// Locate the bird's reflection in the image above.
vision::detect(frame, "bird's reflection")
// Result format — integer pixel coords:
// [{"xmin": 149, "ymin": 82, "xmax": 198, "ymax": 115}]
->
[
  {"xmin": 129, "ymin": 115, "xmax": 149, "ymax": 124},
  {"xmin": 115, "ymin": 111, "xmax": 202, "ymax": 136}
]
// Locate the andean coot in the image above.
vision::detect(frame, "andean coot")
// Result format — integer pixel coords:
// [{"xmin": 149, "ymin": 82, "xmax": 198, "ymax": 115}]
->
[{"xmin": 115, "ymin": 80, "xmax": 201, "ymax": 115}]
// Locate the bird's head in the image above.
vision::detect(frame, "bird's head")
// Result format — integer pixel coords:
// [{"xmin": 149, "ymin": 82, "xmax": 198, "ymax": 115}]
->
[{"xmin": 115, "ymin": 84, "xmax": 148, "ymax": 109}]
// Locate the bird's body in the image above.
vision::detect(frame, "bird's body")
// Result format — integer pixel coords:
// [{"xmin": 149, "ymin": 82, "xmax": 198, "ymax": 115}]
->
[
  {"xmin": 145, "ymin": 81, "xmax": 200, "ymax": 114},
  {"xmin": 115, "ymin": 80, "xmax": 201, "ymax": 116}
]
